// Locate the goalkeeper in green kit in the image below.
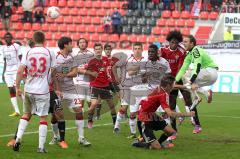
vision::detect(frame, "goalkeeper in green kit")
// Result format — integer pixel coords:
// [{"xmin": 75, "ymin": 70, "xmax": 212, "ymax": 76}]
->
[{"xmin": 175, "ymin": 35, "xmax": 218, "ymax": 111}]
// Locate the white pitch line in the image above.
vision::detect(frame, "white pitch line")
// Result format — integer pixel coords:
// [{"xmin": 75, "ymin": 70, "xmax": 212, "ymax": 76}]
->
[
  {"xmin": 201, "ymin": 114, "xmax": 240, "ymax": 119},
  {"xmin": 0, "ymin": 122, "xmax": 117, "ymax": 138}
]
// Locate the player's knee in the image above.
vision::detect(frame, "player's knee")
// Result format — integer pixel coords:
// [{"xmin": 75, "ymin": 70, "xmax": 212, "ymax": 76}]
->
[
  {"xmin": 75, "ymin": 113, "xmax": 83, "ymax": 120},
  {"xmin": 130, "ymin": 112, "xmax": 136, "ymax": 119},
  {"xmin": 119, "ymin": 107, "xmax": 126, "ymax": 114}
]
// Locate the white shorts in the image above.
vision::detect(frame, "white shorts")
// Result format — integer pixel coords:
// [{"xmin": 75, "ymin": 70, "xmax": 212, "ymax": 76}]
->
[
  {"xmin": 23, "ymin": 93, "xmax": 50, "ymax": 116},
  {"xmin": 76, "ymin": 84, "xmax": 91, "ymax": 101},
  {"xmin": 62, "ymin": 93, "xmax": 83, "ymax": 109},
  {"xmin": 120, "ymin": 87, "xmax": 131, "ymax": 106},
  {"xmin": 4, "ymin": 73, "xmax": 16, "ymax": 87},
  {"xmin": 194, "ymin": 68, "xmax": 218, "ymax": 87}
]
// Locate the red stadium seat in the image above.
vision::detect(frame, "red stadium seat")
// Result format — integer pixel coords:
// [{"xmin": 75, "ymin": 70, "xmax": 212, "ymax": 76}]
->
[
  {"xmin": 185, "ymin": 19, "xmax": 195, "ymax": 28},
  {"xmin": 129, "ymin": 35, "xmax": 138, "ymax": 43},
  {"xmin": 158, "ymin": 36, "xmax": 166, "ymax": 43},
  {"xmin": 172, "ymin": 11, "xmax": 181, "ymax": 19},
  {"xmin": 67, "ymin": 25, "xmax": 77, "ymax": 32},
  {"xmin": 16, "ymin": 6, "xmax": 23, "ymax": 14},
  {"xmin": 55, "ymin": 16, "xmax": 64, "ymax": 23},
  {"xmin": 59, "ymin": 24, "xmax": 67, "ymax": 32},
  {"xmin": 47, "ymin": 41, "xmax": 56, "ymax": 47},
  {"xmin": 199, "ymin": 11, "xmax": 209, "ymax": 20},
  {"xmin": 102, "ymin": 1, "xmax": 111, "ymax": 9},
  {"xmin": 13, "ymin": 23, "xmax": 23, "ymax": 30},
  {"xmin": 88, "ymin": 9, "xmax": 97, "ymax": 17},
  {"xmin": 25, "ymin": 32, "xmax": 33, "ymax": 39},
  {"xmin": 181, "ymin": 28, "xmax": 190, "ymax": 36},
  {"xmin": 49, "ymin": 0, "xmax": 57, "ymax": 6},
  {"xmin": 147, "ymin": 35, "xmax": 157, "ymax": 43},
  {"xmin": 69, "ymin": 8, "xmax": 79, "ymax": 16},
  {"xmin": 152, "ymin": 27, "xmax": 162, "ymax": 35},
  {"xmin": 120, "ymin": 34, "xmax": 128, "ymax": 41},
  {"xmin": 91, "ymin": 33, "xmax": 100, "ymax": 42},
  {"xmin": 41, "ymin": 23, "xmax": 49, "ymax": 31},
  {"xmin": 15, "ymin": 32, "xmax": 24, "ymax": 39},
  {"xmin": 119, "ymin": 9, "xmax": 125, "ymax": 16},
  {"xmin": 54, "ymin": 32, "xmax": 62, "ymax": 40},
  {"xmin": 49, "ymin": 24, "xmax": 59, "ymax": 32},
  {"xmin": 45, "ymin": 32, "xmax": 52, "ymax": 40},
  {"xmin": 92, "ymin": 17, "xmax": 101, "ymax": 25},
  {"xmin": 161, "ymin": 10, "xmax": 171, "ymax": 18},
  {"xmin": 72, "ymin": 33, "xmax": 81, "ymax": 41},
  {"xmin": 80, "ymin": 34, "xmax": 90, "ymax": 41},
  {"xmin": 97, "ymin": 9, "xmax": 106, "ymax": 17},
  {"xmin": 157, "ymin": 19, "xmax": 166, "ymax": 27},
  {"xmin": 83, "ymin": 17, "xmax": 92, "ymax": 24},
  {"xmin": 11, "ymin": 14, "xmax": 19, "ymax": 22},
  {"xmin": 209, "ymin": 12, "xmax": 218, "ymax": 20},
  {"xmin": 111, "ymin": 1, "xmax": 120, "ymax": 8},
  {"xmin": 195, "ymin": 34, "xmax": 209, "ymax": 39},
  {"xmin": 67, "ymin": 0, "xmax": 75, "ymax": 8},
  {"xmin": 0, "ymin": 23, "xmax": 3, "ymax": 30},
  {"xmin": 166, "ymin": 19, "xmax": 175, "ymax": 27},
  {"xmin": 138, "ymin": 35, "xmax": 147, "ymax": 43},
  {"xmin": 175, "ymin": 19, "xmax": 185, "ymax": 27},
  {"xmin": 96, "ymin": 26, "xmax": 104, "ymax": 33},
  {"xmin": 77, "ymin": 25, "xmax": 86, "ymax": 32},
  {"xmin": 99, "ymin": 34, "xmax": 109, "ymax": 42},
  {"xmin": 161, "ymin": 27, "xmax": 170, "ymax": 35},
  {"xmin": 181, "ymin": 11, "xmax": 190, "ymax": 19},
  {"xmin": 87, "ymin": 25, "xmax": 95, "ymax": 33},
  {"xmin": 61, "ymin": 8, "xmax": 69, "ymax": 16},
  {"xmin": 32, "ymin": 23, "xmax": 41, "ymax": 31},
  {"xmin": 76, "ymin": 1, "xmax": 84, "ymax": 8},
  {"xmin": 46, "ymin": 17, "xmax": 54, "ymax": 23},
  {"xmin": 73, "ymin": 16, "xmax": 82, "ymax": 24},
  {"xmin": 109, "ymin": 34, "xmax": 119, "ymax": 42},
  {"xmin": 93, "ymin": 1, "xmax": 102, "ymax": 8},
  {"xmin": 85, "ymin": 1, "xmax": 92, "ymax": 8},
  {"xmin": 79, "ymin": 8, "xmax": 88, "ymax": 16},
  {"xmin": 23, "ymin": 23, "xmax": 31, "ymax": 30},
  {"xmin": 196, "ymin": 39, "xmax": 207, "ymax": 45},
  {"xmin": 58, "ymin": 0, "xmax": 67, "ymax": 7},
  {"xmin": 64, "ymin": 16, "xmax": 73, "ymax": 24}
]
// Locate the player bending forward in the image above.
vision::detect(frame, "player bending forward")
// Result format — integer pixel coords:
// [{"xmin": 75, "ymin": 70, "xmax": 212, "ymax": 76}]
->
[{"xmin": 133, "ymin": 75, "xmax": 195, "ymax": 150}]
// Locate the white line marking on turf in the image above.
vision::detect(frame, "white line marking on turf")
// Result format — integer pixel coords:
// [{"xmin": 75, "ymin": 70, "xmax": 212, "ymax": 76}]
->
[
  {"xmin": 201, "ymin": 115, "xmax": 240, "ymax": 119},
  {"xmin": 0, "ymin": 122, "xmax": 118, "ymax": 138}
]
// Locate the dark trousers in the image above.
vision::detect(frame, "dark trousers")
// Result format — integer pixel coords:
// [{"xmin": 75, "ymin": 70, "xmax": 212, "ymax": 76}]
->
[{"xmin": 23, "ymin": 11, "xmax": 33, "ymax": 23}]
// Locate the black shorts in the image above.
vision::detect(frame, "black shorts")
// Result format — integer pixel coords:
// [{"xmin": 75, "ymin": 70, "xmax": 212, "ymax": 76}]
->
[
  {"xmin": 90, "ymin": 86, "xmax": 113, "ymax": 100},
  {"xmin": 109, "ymin": 82, "xmax": 120, "ymax": 93},
  {"xmin": 49, "ymin": 91, "xmax": 61, "ymax": 114},
  {"xmin": 141, "ymin": 120, "xmax": 168, "ymax": 143}
]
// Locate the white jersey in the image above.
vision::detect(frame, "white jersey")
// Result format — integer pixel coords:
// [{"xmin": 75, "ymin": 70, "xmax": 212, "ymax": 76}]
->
[
  {"xmin": 21, "ymin": 46, "xmax": 55, "ymax": 94},
  {"xmin": 73, "ymin": 50, "xmax": 94, "ymax": 85},
  {"xmin": 2, "ymin": 43, "xmax": 21, "ymax": 75},
  {"xmin": 55, "ymin": 52, "xmax": 78, "ymax": 93},
  {"xmin": 145, "ymin": 57, "xmax": 171, "ymax": 86}
]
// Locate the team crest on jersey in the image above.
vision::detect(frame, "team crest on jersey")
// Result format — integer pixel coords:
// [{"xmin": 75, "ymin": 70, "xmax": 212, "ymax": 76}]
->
[{"xmin": 62, "ymin": 67, "xmax": 69, "ymax": 74}]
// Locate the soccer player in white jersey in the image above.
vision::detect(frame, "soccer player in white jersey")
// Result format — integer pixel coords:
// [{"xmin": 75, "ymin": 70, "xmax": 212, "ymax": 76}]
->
[
  {"xmin": 113, "ymin": 42, "xmax": 147, "ymax": 137},
  {"xmin": 73, "ymin": 38, "xmax": 94, "ymax": 110},
  {"xmin": 13, "ymin": 31, "xmax": 55, "ymax": 153},
  {"xmin": 54, "ymin": 37, "xmax": 91, "ymax": 147},
  {"xmin": 2, "ymin": 32, "xmax": 21, "ymax": 116}
]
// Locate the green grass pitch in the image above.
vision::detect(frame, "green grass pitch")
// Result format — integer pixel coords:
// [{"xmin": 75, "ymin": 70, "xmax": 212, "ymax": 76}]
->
[{"xmin": 0, "ymin": 84, "xmax": 239, "ymax": 159}]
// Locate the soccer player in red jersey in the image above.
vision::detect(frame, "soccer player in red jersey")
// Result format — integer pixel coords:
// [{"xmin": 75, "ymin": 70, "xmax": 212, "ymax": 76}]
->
[
  {"xmin": 86, "ymin": 43, "xmax": 117, "ymax": 129},
  {"xmin": 133, "ymin": 75, "xmax": 195, "ymax": 150},
  {"xmin": 160, "ymin": 30, "xmax": 201, "ymax": 135}
]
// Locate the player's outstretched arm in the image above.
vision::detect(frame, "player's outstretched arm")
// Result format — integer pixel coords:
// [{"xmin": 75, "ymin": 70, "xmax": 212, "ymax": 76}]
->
[{"xmin": 66, "ymin": 67, "xmax": 78, "ymax": 78}]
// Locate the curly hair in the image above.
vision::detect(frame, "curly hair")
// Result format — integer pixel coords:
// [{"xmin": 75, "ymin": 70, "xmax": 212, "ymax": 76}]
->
[{"xmin": 166, "ymin": 30, "xmax": 183, "ymax": 42}]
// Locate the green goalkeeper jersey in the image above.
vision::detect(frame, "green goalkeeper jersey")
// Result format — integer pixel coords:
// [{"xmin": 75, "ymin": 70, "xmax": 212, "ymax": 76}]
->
[{"xmin": 175, "ymin": 46, "xmax": 218, "ymax": 82}]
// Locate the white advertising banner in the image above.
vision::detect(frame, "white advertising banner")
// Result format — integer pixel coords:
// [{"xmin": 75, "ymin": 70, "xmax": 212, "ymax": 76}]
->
[
  {"xmin": 0, "ymin": 47, "xmax": 240, "ymax": 93},
  {"xmin": 224, "ymin": 13, "xmax": 240, "ymax": 27}
]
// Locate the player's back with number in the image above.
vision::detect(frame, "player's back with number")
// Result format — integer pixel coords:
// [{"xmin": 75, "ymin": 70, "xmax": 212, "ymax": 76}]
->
[{"xmin": 22, "ymin": 46, "xmax": 54, "ymax": 94}]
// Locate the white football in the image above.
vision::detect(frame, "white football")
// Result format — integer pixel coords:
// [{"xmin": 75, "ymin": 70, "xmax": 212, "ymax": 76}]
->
[{"xmin": 47, "ymin": 6, "xmax": 60, "ymax": 19}]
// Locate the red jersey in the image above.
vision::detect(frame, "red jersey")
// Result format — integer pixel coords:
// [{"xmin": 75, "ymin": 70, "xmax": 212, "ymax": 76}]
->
[
  {"xmin": 106, "ymin": 56, "xmax": 119, "ymax": 83},
  {"xmin": 138, "ymin": 87, "xmax": 170, "ymax": 122},
  {"xmin": 160, "ymin": 45, "xmax": 186, "ymax": 77},
  {"xmin": 87, "ymin": 56, "xmax": 110, "ymax": 87}
]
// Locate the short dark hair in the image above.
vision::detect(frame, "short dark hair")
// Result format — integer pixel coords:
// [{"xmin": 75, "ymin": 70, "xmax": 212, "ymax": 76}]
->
[
  {"xmin": 4, "ymin": 32, "xmax": 13, "ymax": 38},
  {"xmin": 58, "ymin": 37, "xmax": 72, "ymax": 50},
  {"xmin": 187, "ymin": 35, "xmax": 196, "ymax": 46},
  {"xmin": 104, "ymin": 43, "xmax": 112, "ymax": 49},
  {"xmin": 94, "ymin": 42, "xmax": 103, "ymax": 49},
  {"xmin": 33, "ymin": 31, "xmax": 45, "ymax": 44},
  {"xmin": 28, "ymin": 39, "xmax": 35, "ymax": 48},
  {"xmin": 148, "ymin": 44, "xmax": 158, "ymax": 52},
  {"xmin": 133, "ymin": 42, "xmax": 143, "ymax": 47},
  {"xmin": 161, "ymin": 75, "xmax": 175, "ymax": 88},
  {"xmin": 0, "ymin": 40, "xmax": 3, "ymax": 45},
  {"xmin": 77, "ymin": 38, "xmax": 88, "ymax": 45},
  {"xmin": 15, "ymin": 41, "xmax": 22, "ymax": 46},
  {"xmin": 166, "ymin": 30, "xmax": 183, "ymax": 42}
]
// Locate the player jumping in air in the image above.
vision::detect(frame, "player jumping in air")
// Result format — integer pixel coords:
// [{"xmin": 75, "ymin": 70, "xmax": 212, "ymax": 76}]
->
[{"xmin": 2, "ymin": 32, "xmax": 22, "ymax": 116}]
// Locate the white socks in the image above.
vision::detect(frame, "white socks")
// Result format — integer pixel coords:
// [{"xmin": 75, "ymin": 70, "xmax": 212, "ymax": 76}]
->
[
  {"xmin": 75, "ymin": 120, "xmax": 84, "ymax": 139},
  {"xmin": 39, "ymin": 123, "xmax": 48, "ymax": 149},
  {"xmin": 11, "ymin": 97, "xmax": 20, "ymax": 114},
  {"xmin": 16, "ymin": 118, "xmax": 29, "ymax": 142},
  {"xmin": 129, "ymin": 118, "xmax": 137, "ymax": 134},
  {"xmin": 114, "ymin": 112, "xmax": 124, "ymax": 129}
]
